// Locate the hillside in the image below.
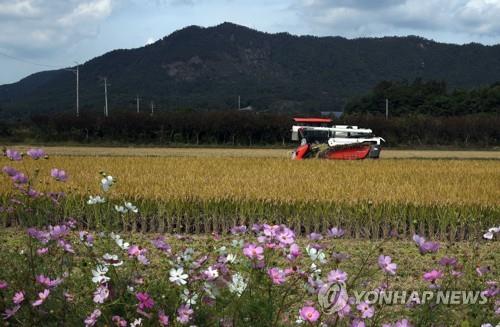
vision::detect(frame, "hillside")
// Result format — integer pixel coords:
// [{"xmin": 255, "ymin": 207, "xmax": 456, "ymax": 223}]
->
[{"xmin": 1, "ymin": 22, "xmax": 500, "ymax": 118}]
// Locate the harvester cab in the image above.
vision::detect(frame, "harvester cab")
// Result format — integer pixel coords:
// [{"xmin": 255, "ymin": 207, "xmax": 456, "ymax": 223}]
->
[{"xmin": 291, "ymin": 118, "xmax": 384, "ymax": 160}]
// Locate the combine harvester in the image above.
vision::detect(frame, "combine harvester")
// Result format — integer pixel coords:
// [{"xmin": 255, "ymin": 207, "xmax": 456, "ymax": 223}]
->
[{"xmin": 291, "ymin": 118, "xmax": 384, "ymax": 160}]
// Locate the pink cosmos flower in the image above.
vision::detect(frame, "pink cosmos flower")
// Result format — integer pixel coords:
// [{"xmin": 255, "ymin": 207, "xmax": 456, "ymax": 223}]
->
[
  {"xmin": 423, "ymin": 270, "xmax": 443, "ymax": 283},
  {"xmin": 230, "ymin": 225, "xmax": 247, "ymax": 235},
  {"xmin": 36, "ymin": 275, "xmax": 63, "ymax": 288},
  {"xmin": 27, "ymin": 148, "xmax": 45, "ymax": 160},
  {"xmin": 439, "ymin": 256, "xmax": 457, "ymax": 267},
  {"xmin": 93, "ymin": 285, "xmax": 109, "ymax": 304},
  {"xmin": 13, "ymin": 291, "xmax": 24, "ymax": 305},
  {"xmin": 243, "ymin": 243, "xmax": 264, "ymax": 261},
  {"xmin": 136, "ymin": 292, "xmax": 155, "ymax": 310},
  {"xmin": 287, "ymin": 243, "xmax": 300, "ymax": 260},
  {"xmin": 112, "ymin": 315, "xmax": 128, "ymax": 326},
  {"xmin": 308, "ymin": 232, "xmax": 323, "ymax": 241},
  {"xmin": 327, "ymin": 269, "xmax": 348, "ymax": 284},
  {"xmin": 50, "ymin": 168, "xmax": 68, "ymax": 182},
  {"xmin": 0, "ymin": 280, "xmax": 7, "ymax": 289},
  {"xmin": 2, "ymin": 166, "xmax": 18, "ymax": 176},
  {"xmin": 176, "ymin": 304, "xmax": 193, "ymax": 324},
  {"xmin": 412, "ymin": 234, "xmax": 439, "ymax": 254},
  {"xmin": 32, "ymin": 289, "xmax": 50, "ymax": 307},
  {"xmin": 12, "ymin": 172, "xmax": 28, "ymax": 184},
  {"xmin": 6, "ymin": 149, "xmax": 22, "ymax": 161},
  {"xmin": 2, "ymin": 305, "xmax": 20, "ymax": 320},
  {"xmin": 328, "ymin": 226, "xmax": 345, "ymax": 238},
  {"xmin": 267, "ymin": 268, "xmax": 286, "ymax": 285},
  {"xmin": 395, "ymin": 319, "xmax": 413, "ymax": 327},
  {"xmin": 158, "ymin": 311, "xmax": 169, "ymax": 326},
  {"xmin": 84, "ymin": 309, "xmax": 101, "ymax": 327},
  {"xmin": 299, "ymin": 305, "xmax": 320, "ymax": 322},
  {"xmin": 276, "ymin": 228, "xmax": 295, "ymax": 245},
  {"xmin": 378, "ymin": 255, "xmax": 397, "ymax": 275},
  {"xmin": 351, "ymin": 319, "xmax": 366, "ymax": 327},
  {"xmin": 357, "ymin": 301, "xmax": 375, "ymax": 318}
]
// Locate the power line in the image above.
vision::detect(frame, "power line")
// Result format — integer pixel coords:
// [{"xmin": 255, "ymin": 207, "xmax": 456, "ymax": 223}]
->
[{"xmin": 0, "ymin": 51, "xmax": 62, "ymax": 69}]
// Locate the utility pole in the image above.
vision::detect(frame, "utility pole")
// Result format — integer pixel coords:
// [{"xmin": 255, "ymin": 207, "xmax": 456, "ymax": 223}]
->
[
  {"xmin": 66, "ymin": 62, "xmax": 79, "ymax": 117},
  {"xmin": 150, "ymin": 101, "xmax": 154, "ymax": 115},
  {"xmin": 136, "ymin": 95, "xmax": 140, "ymax": 113},
  {"xmin": 238, "ymin": 95, "xmax": 241, "ymax": 110},
  {"xmin": 385, "ymin": 98, "xmax": 389, "ymax": 120},
  {"xmin": 102, "ymin": 77, "xmax": 109, "ymax": 117},
  {"xmin": 76, "ymin": 64, "xmax": 79, "ymax": 117}
]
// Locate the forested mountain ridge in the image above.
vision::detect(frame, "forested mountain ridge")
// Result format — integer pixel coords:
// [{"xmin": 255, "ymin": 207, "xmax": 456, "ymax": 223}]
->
[{"xmin": 1, "ymin": 22, "xmax": 500, "ymax": 118}]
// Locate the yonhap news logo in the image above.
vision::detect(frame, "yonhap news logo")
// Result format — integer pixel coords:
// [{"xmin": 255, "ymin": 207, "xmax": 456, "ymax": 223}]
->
[{"xmin": 318, "ymin": 283, "xmax": 490, "ymax": 314}]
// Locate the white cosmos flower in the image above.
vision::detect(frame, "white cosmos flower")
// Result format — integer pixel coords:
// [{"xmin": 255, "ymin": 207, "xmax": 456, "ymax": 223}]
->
[
  {"xmin": 483, "ymin": 226, "xmax": 500, "ymax": 240},
  {"xmin": 306, "ymin": 245, "xmax": 327, "ymax": 264},
  {"xmin": 102, "ymin": 253, "xmax": 123, "ymax": 266},
  {"xmin": 124, "ymin": 202, "xmax": 138, "ymax": 213},
  {"xmin": 115, "ymin": 205, "xmax": 128, "ymax": 214},
  {"xmin": 91, "ymin": 265, "xmax": 110, "ymax": 284},
  {"xmin": 116, "ymin": 238, "xmax": 130, "ymax": 250},
  {"xmin": 231, "ymin": 239, "xmax": 244, "ymax": 248},
  {"xmin": 87, "ymin": 195, "xmax": 105, "ymax": 205},
  {"xmin": 130, "ymin": 318, "xmax": 142, "ymax": 327},
  {"xmin": 169, "ymin": 267, "xmax": 188, "ymax": 285},
  {"xmin": 226, "ymin": 253, "xmax": 237, "ymax": 264},
  {"xmin": 180, "ymin": 289, "xmax": 199, "ymax": 305},
  {"xmin": 228, "ymin": 273, "xmax": 247, "ymax": 296},
  {"xmin": 101, "ymin": 176, "xmax": 114, "ymax": 192}
]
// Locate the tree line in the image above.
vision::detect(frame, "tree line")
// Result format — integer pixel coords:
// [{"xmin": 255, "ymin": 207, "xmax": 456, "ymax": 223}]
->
[{"xmin": 0, "ymin": 110, "xmax": 497, "ymax": 147}]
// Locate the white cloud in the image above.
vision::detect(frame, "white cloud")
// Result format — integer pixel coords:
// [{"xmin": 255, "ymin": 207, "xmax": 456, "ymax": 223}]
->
[
  {"xmin": 0, "ymin": 0, "xmax": 114, "ymax": 56},
  {"xmin": 0, "ymin": 0, "xmax": 40, "ymax": 18},
  {"xmin": 292, "ymin": 0, "xmax": 500, "ymax": 42}
]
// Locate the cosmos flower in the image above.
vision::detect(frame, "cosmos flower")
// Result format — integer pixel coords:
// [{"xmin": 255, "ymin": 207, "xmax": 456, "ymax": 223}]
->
[
  {"xmin": 5, "ymin": 149, "xmax": 22, "ymax": 161},
  {"xmin": 101, "ymin": 175, "xmax": 114, "ymax": 192},
  {"xmin": 176, "ymin": 304, "xmax": 193, "ymax": 324},
  {"xmin": 169, "ymin": 267, "xmax": 188, "ymax": 286},
  {"xmin": 327, "ymin": 269, "xmax": 348, "ymax": 283},
  {"xmin": 483, "ymin": 226, "xmax": 500, "ymax": 240},
  {"xmin": 12, "ymin": 291, "xmax": 24, "ymax": 305},
  {"xmin": 243, "ymin": 243, "xmax": 264, "ymax": 261},
  {"xmin": 299, "ymin": 306, "xmax": 320, "ymax": 322},
  {"xmin": 93, "ymin": 285, "xmax": 109, "ymax": 304},
  {"xmin": 92, "ymin": 265, "xmax": 110, "ymax": 284},
  {"xmin": 268, "ymin": 267, "xmax": 286, "ymax": 285},
  {"xmin": 32, "ymin": 289, "xmax": 50, "ymax": 307},
  {"xmin": 87, "ymin": 195, "xmax": 105, "ymax": 205},
  {"xmin": 357, "ymin": 301, "xmax": 375, "ymax": 318},
  {"xmin": 26, "ymin": 148, "xmax": 45, "ymax": 160},
  {"xmin": 228, "ymin": 273, "xmax": 247, "ymax": 296},
  {"xmin": 328, "ymin": 227, "xmax": 345, "ymax": 238},
  {"xmin": 203, "ymin": 266, "xmax": 219, "ymax": 281},
  {"xmin": 423, "ymin": 270, "xmax": 443, "ymax": 283},
  {"xmin": 84, "ymin": 309, "xmax": 101, "ymax": 327},
  {"xmin": 158, "ymin": 311, "xmax": 169, "ymax": 326},
  {"xmin": 50, "ymin": 168, "xmax": 68, "ymax": 182},
  {"xmin": 136, "ymin": 292, "xmax": 155, "ymax": 310},
  {"xmin": 378, "ymin": 255, "xmax": 397, "ymax": 275},
  {"xmin": 124, "ymin": 201, "xmax": 139, "ymax": 213}
]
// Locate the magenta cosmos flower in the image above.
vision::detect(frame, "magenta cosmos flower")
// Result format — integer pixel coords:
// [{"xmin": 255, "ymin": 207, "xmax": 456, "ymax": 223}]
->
[
  {"xmin": 243, "ymin": 243, "xmax": 264, "ymax": 261},
  {"xmin": 27, "ymin": 148, "xmax": 45, "ymax": 160},
  {"xmin": 136, "ymin": 292, "xmax": 155, "ymax": 310},
  {"xmin": 378, "ymin": 255, "xmax": 397, "ymax": 275},
  {"xmin": 299, "ymin": 305, "xmax": 320, "ymax": 322},
  {"xmin": 50, "ymin": 168, "xmax": 68, "ymax": 182},
  {"xmin": 423, "ymin": 270, "xmax": 443, "ymax": 282}
]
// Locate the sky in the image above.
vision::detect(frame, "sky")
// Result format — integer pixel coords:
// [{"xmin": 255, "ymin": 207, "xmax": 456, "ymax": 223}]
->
[{"xmin": 1, "ymin": 0, "xmax": 500, "ymax": 84}]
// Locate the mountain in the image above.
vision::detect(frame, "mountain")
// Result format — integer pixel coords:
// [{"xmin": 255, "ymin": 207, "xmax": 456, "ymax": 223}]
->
[{"xmin": 1, "ymin": 22, "xmax": 500, "ymax": 118}]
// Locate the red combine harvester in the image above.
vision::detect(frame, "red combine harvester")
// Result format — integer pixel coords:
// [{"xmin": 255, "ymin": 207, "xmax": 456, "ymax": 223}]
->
[{"xmin": 291, "ymin": 117, "xmax": 384, "ymax": 160}]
